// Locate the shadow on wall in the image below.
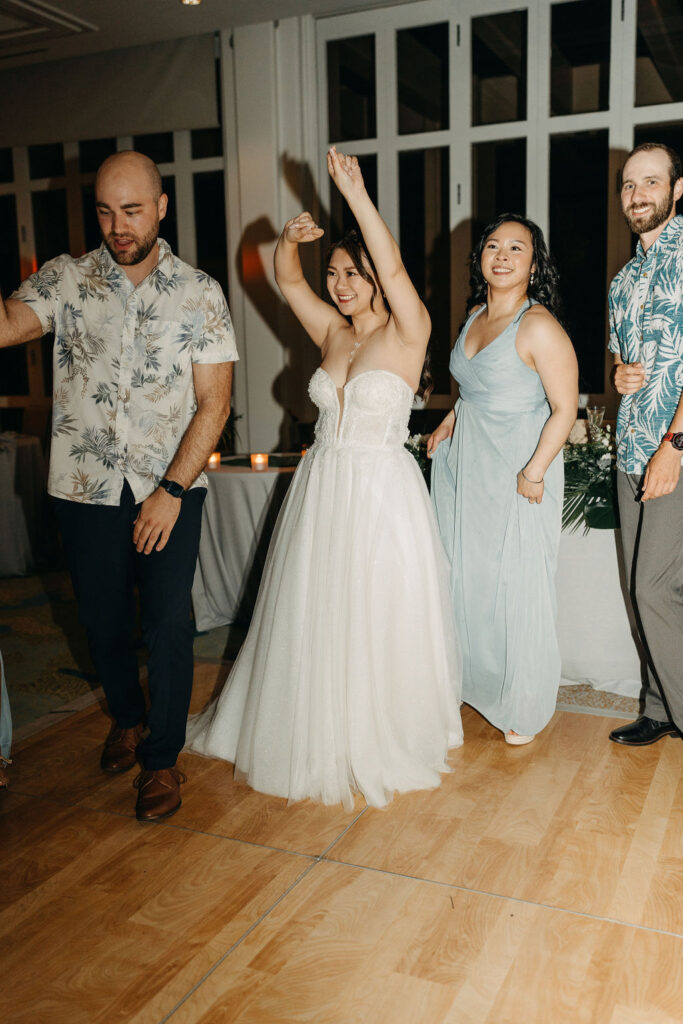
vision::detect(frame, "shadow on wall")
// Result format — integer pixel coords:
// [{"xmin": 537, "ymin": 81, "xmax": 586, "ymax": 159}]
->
[{"xmin": 236, "ymin": 154, "xmax": 333, "ymax": 451}]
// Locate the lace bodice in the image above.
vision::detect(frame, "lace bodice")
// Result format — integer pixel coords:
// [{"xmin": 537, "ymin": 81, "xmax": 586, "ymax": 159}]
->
[{"xmin": 308, "ymin": 368, "xmax": 414, "ymax": 450}]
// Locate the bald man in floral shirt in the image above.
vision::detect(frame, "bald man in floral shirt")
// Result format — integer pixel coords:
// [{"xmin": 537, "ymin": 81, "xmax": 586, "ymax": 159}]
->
[{"xmin": 0, "ymin": 152, "xmax": 238, "ymax": 819}]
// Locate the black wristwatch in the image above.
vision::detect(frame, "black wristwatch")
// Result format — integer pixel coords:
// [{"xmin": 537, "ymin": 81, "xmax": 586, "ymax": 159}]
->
[
  {"xmin": 159, "ymin": 477, "xmax": 186, "ymax": 499},
  {"xmin": 662, "ymin": 431, "xmax": 683, "ymax": 451}
]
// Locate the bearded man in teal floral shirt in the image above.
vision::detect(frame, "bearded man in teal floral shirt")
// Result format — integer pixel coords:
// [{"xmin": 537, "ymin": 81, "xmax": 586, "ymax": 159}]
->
[
  {"xmin": 0, "ymin": 152, "xmax": 238, "ymax": 819},
  {"xmin": 608, "ymin": 142, "xmax": 683, "ymax": 748}
]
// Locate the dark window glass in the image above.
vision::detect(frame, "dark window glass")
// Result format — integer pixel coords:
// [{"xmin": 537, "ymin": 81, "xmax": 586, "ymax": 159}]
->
[
  {"xmin": 633, "ymin": 121, "xmax": 683, "ymax": 216},
  {"xmin": 160, "ymin": 176, "xmax": 178, "ymax": 253},
  {"xmin": 28, "ymin": 143, "xmax": 64, "ymax": 179},
  {"xmin": 472, "ymin": 11, "xmax": 527, "ymax": 126},
  {"xmin": 191, "ymin": 127, "xmax": 223, "ymax": 159},
  {"xmin": 327, "ymin": 35, "xmax": 376, "ymax": 142},
  {"xmin": 549, "ymin": 129, "xmax": 609, "ymax": 393},
  {"xmin": 81, "ymin": 184, "xmax": 101, "ymax": 252},
  {"xmin": 0, "ymin": 194, "xmax": 20, "ymax": 296},
  {"xmin": 397, "ymin": 23, "xmax": 449, "ymax": 135},
  {"xmin": 0, "ymin": 192, "xmax": 25, "ymax": 396},
  {"xmin": 636, "ymin": 0, "xmax": 683, "ymax": 107},
  {"xmin": 330, "ymin": 154, "xmax": 377, "ymax": 239},
  {"xmin": 31, "ymin": 189, "xmax": 69, "ymax": 265},
  {"xmin": 194, "ymin": 170, "xmax": 228, "ymax": 297},
  {"xmin": 399, "ymin": 147, "xmax": 450, "ymax": 395},
  {"xmin": 133, "ymin": 132, "xmax": 174, "ymax": 164},
  {"xmin": 472, "ymin": 138, "xmax": 526, "ymax": 242},
  {"xmin": 79, "ymin": 138, "xmax": 117, "ymax": 174},
  {"xmin": 0, "ymin": 148, "xmax": 13, "ymax": 184},
  {"xmin": 551, "ymin": 0, "xmax": 611, "ymax": 116}
]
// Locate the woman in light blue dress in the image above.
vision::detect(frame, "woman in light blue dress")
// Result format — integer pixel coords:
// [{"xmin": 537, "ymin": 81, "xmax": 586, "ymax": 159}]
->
[{"xmin": 429, "ymin": 214, "xmax": 578, "ymax": 744}]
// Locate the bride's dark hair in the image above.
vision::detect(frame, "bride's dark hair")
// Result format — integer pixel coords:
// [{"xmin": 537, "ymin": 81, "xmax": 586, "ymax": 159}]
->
[
  {"xmin": 467, "ymin": 213, "xmax": 563, "ymax": 321},
  {"xmin": 326, "ymin": 228, "xmax": 434, "ymax": 400}
]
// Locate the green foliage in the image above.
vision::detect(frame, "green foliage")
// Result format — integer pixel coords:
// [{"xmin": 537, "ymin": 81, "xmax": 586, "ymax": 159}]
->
[{"xmin": 562, "ymin": 431, "xmax": 619, "ymax": 534}]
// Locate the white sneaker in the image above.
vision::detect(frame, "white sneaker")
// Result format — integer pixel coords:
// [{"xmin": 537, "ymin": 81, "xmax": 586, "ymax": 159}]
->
[{"xmin": 505, "ymin": 731, "xmax": 535, "ymax": 746}]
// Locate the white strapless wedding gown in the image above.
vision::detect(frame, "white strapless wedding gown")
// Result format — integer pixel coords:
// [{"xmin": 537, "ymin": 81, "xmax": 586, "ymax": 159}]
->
[{"xmin": 186, "ymin": 368, "xmax": 463, "ymax": 809}]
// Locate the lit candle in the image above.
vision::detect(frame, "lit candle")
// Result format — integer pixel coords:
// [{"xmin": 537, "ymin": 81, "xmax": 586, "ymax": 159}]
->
[
  {"xmin": 207, "ymin": 451, "xmax": 221, "ymax": 469},
  {"xmin": 301, "ymin": 445, "xmax": 308, "ymax": 457},
  {"xmin": 250, "ymin": 453, "xmax": 269, "ymax": 471}
]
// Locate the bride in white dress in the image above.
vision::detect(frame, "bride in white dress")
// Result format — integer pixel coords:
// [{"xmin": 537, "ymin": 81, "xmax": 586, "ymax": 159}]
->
[{"xmin": 186, "ymin": 147, "xmax": 462, "ymax": 809}]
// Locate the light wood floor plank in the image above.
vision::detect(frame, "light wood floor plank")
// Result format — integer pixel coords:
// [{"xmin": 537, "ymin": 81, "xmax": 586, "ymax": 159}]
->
[
  {"xmin": 329, "ymin": 707, "xmax": 683, "ymax": 931},
  {"xmin": 170, "ymin": 860, "xmax": 683, "ymax": 1024}
]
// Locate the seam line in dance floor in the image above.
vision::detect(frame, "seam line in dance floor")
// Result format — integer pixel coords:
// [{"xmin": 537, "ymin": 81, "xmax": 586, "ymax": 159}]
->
[
  {"xmin": 321, "ymin": 855, "xmax": 683, "ymax": 940},
  {"xmin": 159, "ymin": 859, "xmax": 321, "ymax": 1024}
]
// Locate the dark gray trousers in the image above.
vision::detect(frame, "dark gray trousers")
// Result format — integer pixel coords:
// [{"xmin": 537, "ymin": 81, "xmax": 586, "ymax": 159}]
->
[{"xmin": 617, "ymin": 470, "xmax": 683, "ymax": 730}]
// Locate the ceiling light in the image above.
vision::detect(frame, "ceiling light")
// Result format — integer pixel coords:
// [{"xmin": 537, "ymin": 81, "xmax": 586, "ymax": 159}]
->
[{"xmin": 181, "ymin": 0, "xmax": 202, "ymax": 5}]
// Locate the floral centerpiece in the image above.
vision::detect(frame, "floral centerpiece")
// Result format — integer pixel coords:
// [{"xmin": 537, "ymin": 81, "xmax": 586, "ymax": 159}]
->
[
  {"xmin": 562, "ymin": 425, "xmax": 619, "ymax": 533},
  {"xmin": 405, "ymin": 434, "xmax": 431, "ymax": 485}
]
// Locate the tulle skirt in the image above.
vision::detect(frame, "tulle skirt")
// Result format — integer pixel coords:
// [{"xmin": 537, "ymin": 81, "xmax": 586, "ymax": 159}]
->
[{"xmin": 186, "ymin": 441, "xmax": 463, "ymax": 809}]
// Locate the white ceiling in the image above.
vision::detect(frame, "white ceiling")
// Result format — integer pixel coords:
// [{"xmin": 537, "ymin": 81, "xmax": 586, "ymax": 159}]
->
[{"xmin": 0, "ymin": 0, "xmax": 409, "ymax": 69}]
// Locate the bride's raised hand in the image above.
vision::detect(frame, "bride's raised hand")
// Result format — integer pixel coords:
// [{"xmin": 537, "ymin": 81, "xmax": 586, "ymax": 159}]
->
[
  {"xmin": 327, "ymin": 146, "xmax": 365, "ymax": 201},
  {"xmin": 283, "ymin": 212, "xmax": 324, "ymax": 244}
]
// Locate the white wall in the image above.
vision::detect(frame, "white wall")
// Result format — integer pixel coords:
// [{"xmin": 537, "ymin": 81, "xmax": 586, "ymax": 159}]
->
[{"xmin": 221, "ymin": 18, "xmax": 321, "ymax": 452}]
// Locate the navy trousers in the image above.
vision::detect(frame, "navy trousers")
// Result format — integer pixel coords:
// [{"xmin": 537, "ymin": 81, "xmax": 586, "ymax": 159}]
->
[{"xmin": 54, "ymin": 481, "xmax": 205, "ymax": 769}]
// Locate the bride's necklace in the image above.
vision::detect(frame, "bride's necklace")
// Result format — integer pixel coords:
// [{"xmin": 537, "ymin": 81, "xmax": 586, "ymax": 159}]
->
[{"xmin": 348, "ymin": 337, "xmax": 366, "ymax": 365}]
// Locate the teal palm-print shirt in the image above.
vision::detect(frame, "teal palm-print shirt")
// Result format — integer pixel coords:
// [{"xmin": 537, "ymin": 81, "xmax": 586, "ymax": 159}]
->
[
  {"xmin": 608, "ymin": 215, "xmax": 683, "ymax": 474},
  {"xmin": 12, "ymin": 239, "xmax": 238, "ymax": 505}
]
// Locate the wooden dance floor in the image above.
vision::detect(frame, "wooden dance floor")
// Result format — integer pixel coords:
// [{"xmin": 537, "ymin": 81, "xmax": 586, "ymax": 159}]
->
[{"xmin": 3, "ymin": 662, "xmax": 682, "ymax": 1024}]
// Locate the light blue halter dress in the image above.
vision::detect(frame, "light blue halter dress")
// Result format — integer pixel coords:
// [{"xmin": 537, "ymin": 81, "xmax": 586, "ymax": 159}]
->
[{"xmin": 431, "ymin": 300, "xmax": 563, "ymax": 737}]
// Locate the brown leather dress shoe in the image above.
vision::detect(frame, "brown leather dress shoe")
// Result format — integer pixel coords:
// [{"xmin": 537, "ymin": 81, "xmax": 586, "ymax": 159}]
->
[
  {"xmin": 101, "ymin": 723, "xmax": 144, "ymax": 774},
  {"xmin": 134, "ymin": 767, "xmax": 186, "ymax": 822}
]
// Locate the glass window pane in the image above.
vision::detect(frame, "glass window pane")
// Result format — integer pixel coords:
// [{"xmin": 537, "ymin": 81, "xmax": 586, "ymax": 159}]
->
[
  {"xmin": 160, "ymin": 176, "xmax": 178, "ymax": 254},
  {"xmin": 31, "ymin": 189, "xmax": 69, "ymax": 266},
  {"xmin": 551, "ymin": 0, "xmax": 611, "ymax": 116},
  {"xmin": 0, "ymin": 148, "xmax": 13, "ymax": 184},
  {"xmin": 549, "ymin": 129, "xmax": 609, "ymax": 394},
  {"xmin": 81, "ymin": 184, "xmax": 100, "ymax": 253},
  {"xmin": 330, "ymin": 153, "xmax": 377, "ymax": 239},
  {"xmin": 472, "ymin": 11, "xmax": 527, "ymax": 126},
  {"xmin": 0, "ymin": 194, "xmax": 20, "ymax": 296},
  {"xmin": 399, "ymin": 147, "xmax": 450, "ymax": 395},
  {"xmin": 191, "ymin": 127, "xmax": 223, "ymax": 159},
  {"xmin": 633, "ymin": 121, "xmax": 683, "ymax": 216},
  {"xmin": 397, "ymin": 23, "xmax": 449, "ymax": 135},
  {"xmin": 327, "ymin": 35, "xmax": 376, "ymax": 142},
  {"xmin": 0, "ymin": 193, "xmax": 25, "ymax": 396},
  {"xmin": 133, "ymin": 132, "xmax": 174, "ymax": 164},
  {"xmin": 636, "ymin": 0, "xmax": 683, "ymax": 107},
  {"xmin": 194, "ymin": 170, "xmax": 228, "ymax": 297},
  {"xmin": 472, "ymin": 138, "xmax": 526, "ymax": 242},
  {"xmin": 28, "ymin": 143, "xmax": 64, "ymax": 179},
  {"xmin": 79, "ymin": 138, "xmax": 117, "ymax": 174}
]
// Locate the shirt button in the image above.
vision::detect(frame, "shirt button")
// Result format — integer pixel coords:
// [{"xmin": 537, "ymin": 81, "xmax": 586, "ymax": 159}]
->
[{"xmin": 639, "ymin": 304, "xmax": 644, "ymax": 310}]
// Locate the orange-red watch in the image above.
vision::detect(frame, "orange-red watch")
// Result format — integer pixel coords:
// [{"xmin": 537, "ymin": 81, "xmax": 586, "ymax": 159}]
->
[{"xmin": 662, "ymin": 431, "xmax": 683, "ymax": 451}]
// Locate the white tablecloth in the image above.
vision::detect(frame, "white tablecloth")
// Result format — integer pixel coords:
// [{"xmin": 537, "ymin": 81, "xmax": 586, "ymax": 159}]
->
[
  {"xmin": 192, "ymin": 466, "xmax": 644, "ymax": 698},
  {"xmin": 0, "ymin": 433, "xmax": 47, "ymax": 577},
  {"xmin": 192, "ymin": 465, "xmax": 295, "ymax": 631}
]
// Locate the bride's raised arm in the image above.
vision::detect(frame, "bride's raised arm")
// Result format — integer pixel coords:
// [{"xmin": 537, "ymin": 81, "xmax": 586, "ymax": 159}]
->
[
  {"xmin": 326, "ymin": 146, "xmax": 430, "ymax": 349},
  {"xmin": 274, "ymin": 211, "xmax": 346, "ymax": 349}
]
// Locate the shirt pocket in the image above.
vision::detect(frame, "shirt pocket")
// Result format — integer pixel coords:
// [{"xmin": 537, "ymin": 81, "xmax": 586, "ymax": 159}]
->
[{"xmin": 132, "ymin": 319, "xmax": 192, "ymax": 400}]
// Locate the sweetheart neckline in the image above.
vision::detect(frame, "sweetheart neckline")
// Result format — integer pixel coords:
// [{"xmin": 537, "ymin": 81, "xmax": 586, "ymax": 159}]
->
[{"xmin": 316, "ymin": 366, "xmax": 415, "ymax": 397}]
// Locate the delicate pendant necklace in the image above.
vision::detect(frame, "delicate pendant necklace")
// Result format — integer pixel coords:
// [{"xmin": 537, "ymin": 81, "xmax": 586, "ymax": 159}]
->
[{"xmin": 349, "ymin": 338, "xmax": 364, "ymax": 364}]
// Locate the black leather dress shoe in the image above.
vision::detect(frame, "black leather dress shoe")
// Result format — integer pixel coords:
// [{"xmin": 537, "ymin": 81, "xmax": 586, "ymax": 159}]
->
[{"xmin": 609, "ymin": 716, "xmax": 678, "ymax": 746}]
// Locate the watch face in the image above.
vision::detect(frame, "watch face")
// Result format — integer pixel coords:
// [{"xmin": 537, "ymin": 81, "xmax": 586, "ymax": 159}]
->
[
  {"xmin": 672, "ymin": 433, "xmax": 683, "ymax": 451},
  {"xmin": 162, "ymin": 478, "xmax": 184, "ymax": 498}
]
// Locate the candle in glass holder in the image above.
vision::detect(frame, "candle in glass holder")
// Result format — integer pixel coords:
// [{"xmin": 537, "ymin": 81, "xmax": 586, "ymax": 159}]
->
[
  {"xmin": 250, "ymin": 453, "xmax": 269, "ymax": 471},
  {"xmin": 207, "ymin": 451, "xmax": 221, "ymax": 469}
]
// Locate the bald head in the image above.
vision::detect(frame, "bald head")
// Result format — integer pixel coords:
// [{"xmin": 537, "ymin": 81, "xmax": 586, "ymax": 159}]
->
[
  {"xmin": 94, "ymin": 150, "xmax": 168, "ymax": 275},
  {"xmin": 95, "ymin": 150, "xmax": 163, "ymax": 202}
]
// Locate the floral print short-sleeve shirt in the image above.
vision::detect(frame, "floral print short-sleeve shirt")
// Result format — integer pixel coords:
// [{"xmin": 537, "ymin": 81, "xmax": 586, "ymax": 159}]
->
[
  {"xmin": 12, "ymin": 239, "xmax": 238, "ymax": 505},
  {"xmin": 608, "ymin": 215, "xmax": 683, "ymax": 474}
]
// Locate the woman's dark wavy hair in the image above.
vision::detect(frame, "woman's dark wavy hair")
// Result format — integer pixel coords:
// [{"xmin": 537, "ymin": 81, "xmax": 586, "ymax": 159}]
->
[
  {"xmin": 467, "ymin": 213, "xmax": 563, "ymax": 323},
  {"xmin": 327, "ymin": 228, "xmax": 433, "ymax": 399}
]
